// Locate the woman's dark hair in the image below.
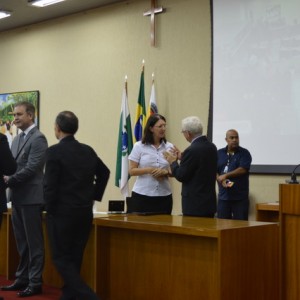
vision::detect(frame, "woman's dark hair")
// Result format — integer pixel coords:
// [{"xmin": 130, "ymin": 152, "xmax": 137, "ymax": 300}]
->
[
  {"xmin": 142, "ymin": 113, "xmax": 167, "ymax": 145},
  {"xmin": 56, "ymin": 111, "xmax": 78, "ymax": 134}
]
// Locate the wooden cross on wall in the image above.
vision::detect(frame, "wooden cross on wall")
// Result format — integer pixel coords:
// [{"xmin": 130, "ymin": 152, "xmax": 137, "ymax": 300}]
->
[{"xmin": 143, "ymin": 0, "xmax": 165, "ymax": 47}]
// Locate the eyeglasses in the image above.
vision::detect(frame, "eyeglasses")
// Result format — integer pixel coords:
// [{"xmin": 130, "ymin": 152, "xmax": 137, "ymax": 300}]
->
[{"xmin": 154, "ymin": 124, "xmax": 167, "ymax": 129}]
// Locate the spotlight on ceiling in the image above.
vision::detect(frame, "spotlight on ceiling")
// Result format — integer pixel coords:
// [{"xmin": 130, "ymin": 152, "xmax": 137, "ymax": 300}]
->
[
  {"xmin": 0, "ymin": 10, "xmax": 11, "ymax": 19},
  {"xmin": 28, "ymin": 0, "xmax": 66, "ymax": 7}
]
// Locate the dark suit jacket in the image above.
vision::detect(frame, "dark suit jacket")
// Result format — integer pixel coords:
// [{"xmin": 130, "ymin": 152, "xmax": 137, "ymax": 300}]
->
[
  {"xmin": 171, "ymin": 136, "xmax": 218, "ymax": 216},
  {"xmin": 8, "ymin": 126, "xmax": 48, "ymax": 205},
  {"xmin": 43, "ymin": 135, "xmax": 110, "ymax": 215},
  {"xmin": 0, "ymin": 133, "xmax": 17, "ymax": 213}
]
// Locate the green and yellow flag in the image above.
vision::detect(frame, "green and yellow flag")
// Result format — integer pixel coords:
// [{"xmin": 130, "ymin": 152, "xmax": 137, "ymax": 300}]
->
[{"xmin": 134, "ymin": 67, "xmax": 146, "ymax": 142}]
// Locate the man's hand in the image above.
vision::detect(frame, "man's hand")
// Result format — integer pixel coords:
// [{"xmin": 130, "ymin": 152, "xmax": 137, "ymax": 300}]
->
[
  {"xmin": 169, "ymin": 145, "xmax": 182, "ymax": 160},
  {"xmin": 217, "ymin": 174, "xmax": 227, "ymax": 183},
  {"xmin": 163, "ymin": 151, "xmax": 177, "ymax": 164},
  {"xmin": 3, "ymin": 176, "xmax": 9, "ymax": 184}
]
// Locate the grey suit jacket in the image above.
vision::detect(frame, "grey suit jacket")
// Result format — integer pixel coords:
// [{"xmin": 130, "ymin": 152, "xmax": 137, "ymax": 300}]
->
[{"xmin": 8, "ymin": 126, "xmax": 48, "ymax": 205}]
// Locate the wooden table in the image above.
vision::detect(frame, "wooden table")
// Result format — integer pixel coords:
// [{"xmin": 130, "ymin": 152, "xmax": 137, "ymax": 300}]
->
[
  {"xmin": 256, "ymin": 202, "xmax": 279, "ymax": 222},
  {"xmin": 94, "ymin": 215, "xmax": 279, "ymax": 300}
]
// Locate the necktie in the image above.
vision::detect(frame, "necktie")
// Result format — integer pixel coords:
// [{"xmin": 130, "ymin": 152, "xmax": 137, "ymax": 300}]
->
[{"xmin": 18, "ymin": 132, "xmax": 26, "ymax": 151}]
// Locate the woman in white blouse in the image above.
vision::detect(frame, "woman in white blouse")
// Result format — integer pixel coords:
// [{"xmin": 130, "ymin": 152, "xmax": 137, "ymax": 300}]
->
[{"xmin": 128, "ymin": 114, "xmax": 173, "ymax": 214}]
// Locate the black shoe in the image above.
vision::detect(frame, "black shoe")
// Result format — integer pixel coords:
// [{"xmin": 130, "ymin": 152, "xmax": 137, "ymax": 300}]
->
[
  {"xmin": 17, "ymin": 286, "xmax": 42, "ymax": 297},
  {"xmin": 1, "ymin": 282, "xmax": 28, "ymax": 291}
]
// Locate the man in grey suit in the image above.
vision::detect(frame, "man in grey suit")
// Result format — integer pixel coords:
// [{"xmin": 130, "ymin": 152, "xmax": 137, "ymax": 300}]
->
[{"xmin": 1, "ymin": 102, "xmax": 48, "ymax": 298}]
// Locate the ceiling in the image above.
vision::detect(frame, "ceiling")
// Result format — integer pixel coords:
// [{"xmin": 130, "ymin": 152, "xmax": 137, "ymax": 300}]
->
[{"xmin": 0, "ymin": 0, "xmax": 125, "ymax": 33}]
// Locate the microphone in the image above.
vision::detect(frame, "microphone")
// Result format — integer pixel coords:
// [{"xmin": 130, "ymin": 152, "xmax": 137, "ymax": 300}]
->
[{"xmin": 286, "ymin": 164, "xmax": 300, "ymax": 184}]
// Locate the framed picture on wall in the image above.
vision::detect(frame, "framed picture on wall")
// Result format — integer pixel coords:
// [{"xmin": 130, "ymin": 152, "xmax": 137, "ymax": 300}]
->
[{"xmin": 0, "ymin": 90, "xmax": 39, "ymax": 146}]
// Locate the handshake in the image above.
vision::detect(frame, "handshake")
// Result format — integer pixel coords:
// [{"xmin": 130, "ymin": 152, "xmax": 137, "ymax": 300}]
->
[
  {"xmin": 163, "ymin": 146, "xmax": 182, "ymax": 164},
  {"xmin": 163, "ymin": 151, "xmax": 176, "ymax": 164}
]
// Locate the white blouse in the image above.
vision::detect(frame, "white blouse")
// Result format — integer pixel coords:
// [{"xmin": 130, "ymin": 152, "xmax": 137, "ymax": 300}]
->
[{"xmin": 129, "ymin": 141, "xmax": 173, "ymax": 197}]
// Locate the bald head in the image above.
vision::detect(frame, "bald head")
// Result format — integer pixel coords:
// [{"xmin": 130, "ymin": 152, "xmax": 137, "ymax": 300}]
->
[{"xmin": 225, "ymin": 129, "xmax": 239, "ymax": 152}]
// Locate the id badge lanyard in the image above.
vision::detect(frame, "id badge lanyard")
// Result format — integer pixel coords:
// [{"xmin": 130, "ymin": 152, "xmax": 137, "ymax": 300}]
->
[{"xmin": 223, "ymin": 153, "xmax": 234, "ymax": 174}]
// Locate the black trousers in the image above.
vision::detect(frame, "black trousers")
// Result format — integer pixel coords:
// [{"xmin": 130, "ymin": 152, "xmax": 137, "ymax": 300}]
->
[{"xmin": 46, "ymin": 209, "xmax": 99, "ymax": 300}]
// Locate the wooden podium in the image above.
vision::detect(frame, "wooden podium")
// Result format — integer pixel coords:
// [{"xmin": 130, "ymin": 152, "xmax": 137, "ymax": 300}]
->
[{"xmin": 279, "ymin": 184, "xmax": 300, "ymax": 300}]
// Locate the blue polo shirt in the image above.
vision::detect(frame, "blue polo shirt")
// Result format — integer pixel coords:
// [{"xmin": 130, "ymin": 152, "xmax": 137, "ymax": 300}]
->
[{"xmin": 217, "ymin": 146, "xmax": 252, "ymax": 201}]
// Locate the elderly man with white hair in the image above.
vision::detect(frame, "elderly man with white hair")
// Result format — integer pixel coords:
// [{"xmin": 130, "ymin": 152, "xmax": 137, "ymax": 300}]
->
[{"xmin": 164, "ymin": 116, "xmax": 218, "ymax": 217}]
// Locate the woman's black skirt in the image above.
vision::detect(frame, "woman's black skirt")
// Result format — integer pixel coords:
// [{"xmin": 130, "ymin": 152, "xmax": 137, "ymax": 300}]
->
[{"xmin": 126, "ymin": 191, "xmax": 173, "ymax": 215}]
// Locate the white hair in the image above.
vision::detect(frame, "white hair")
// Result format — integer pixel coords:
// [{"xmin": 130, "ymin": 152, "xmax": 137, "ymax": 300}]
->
[{"xmin": 181, "ymin": 116, "xmax": 203, "ymax": 135}]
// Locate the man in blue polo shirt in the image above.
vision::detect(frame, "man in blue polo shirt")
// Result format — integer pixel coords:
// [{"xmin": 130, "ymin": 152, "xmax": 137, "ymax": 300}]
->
[{"xmin": 217, "ymin": 129, "xmax": 252, "ymax": 220}]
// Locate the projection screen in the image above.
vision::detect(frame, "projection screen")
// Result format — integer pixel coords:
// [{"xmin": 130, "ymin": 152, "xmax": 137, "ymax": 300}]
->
[{"xmin": 212, "ymin": 0, "xmax": 300, "ymax": 173}]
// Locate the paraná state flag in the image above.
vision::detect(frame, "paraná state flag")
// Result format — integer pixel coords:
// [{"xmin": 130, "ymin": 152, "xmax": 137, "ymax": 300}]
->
[{"xmin": 115, "ymin": 81, "xmax": 133, "ymax": 198}]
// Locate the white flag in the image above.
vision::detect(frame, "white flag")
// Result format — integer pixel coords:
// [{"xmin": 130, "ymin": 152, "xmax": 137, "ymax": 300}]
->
[{"xmin": 146, "ymin": 78, "xmax": 158, "ymax": 120}]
